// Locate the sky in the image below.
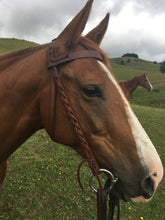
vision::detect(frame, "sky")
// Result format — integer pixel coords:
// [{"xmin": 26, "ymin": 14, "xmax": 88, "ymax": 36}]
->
[{"xmin": 0, "ymin": 0, "xmax": 165, "ymax": 62}]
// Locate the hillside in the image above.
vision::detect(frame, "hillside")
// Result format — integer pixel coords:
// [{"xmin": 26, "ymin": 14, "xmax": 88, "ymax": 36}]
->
[
  {"xmin": 109, "ymin": 56, "xmax": 165, "ymax": 109},
  {"xmin": 0, "ymin": 105, "xmax": 164, "ymax": 220},
  {"xmin": 0, "ymin": 38, "xmax": 165, "ymax": 109},
  {"xmin": 0, "ymin": 38, "xmax": 164, "ymax": 219},
  {"xmin": 109, "ymin": 56, "xmax": 161, "ymax": 79},
  {"xmin": 0, "ymin": 38, "xmax": 38, "ymax": 55}
]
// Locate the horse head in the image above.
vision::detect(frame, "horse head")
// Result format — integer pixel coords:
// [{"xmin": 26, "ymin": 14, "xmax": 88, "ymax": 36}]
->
[
  {"xmin": 42, "ymin": 0, "xmax": 163, "ymax": 202},
  {"xmin": 138, "ymin": 74, "xmax": 153, "ymax": 91}
]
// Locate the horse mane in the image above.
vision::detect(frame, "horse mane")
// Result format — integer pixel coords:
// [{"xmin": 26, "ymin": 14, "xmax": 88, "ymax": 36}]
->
[
  {"xmin": 0, "ymin": 43, "xmax": 48, "ymax": 61},
  {"xmin": 0, "ymin": 43, "xmax": 49, "ymax": 72}
]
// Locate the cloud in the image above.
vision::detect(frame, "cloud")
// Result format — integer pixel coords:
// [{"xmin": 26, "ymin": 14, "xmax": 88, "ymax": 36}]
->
[
  {"xmin": 0, "ymin": 0, "xmax": 165, "ymax": 62},
  {"xmin": 132, "ymin": 0, "xmax": 165, "ymax": 15},
  {"xmin": 105, "ymin": 0, "xmax": 165, "ymax": 16},
  {"xmin": 105, "ymin": 30, "xmax": 165, "ymax": 61},
  {"xmin": 0, "ymin": 0, "xmax": 87, "ymax": 39},
  {"xmin": 102, "ymin": 2, "xmax": 165, "ymax": 62}
]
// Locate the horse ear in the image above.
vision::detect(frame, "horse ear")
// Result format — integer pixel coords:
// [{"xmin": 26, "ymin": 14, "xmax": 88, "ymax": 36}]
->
[
  {"xmin": 86, "ymin": 13, "xmax": 110, "ymax": 45},
  {"xmin": 55, "ymin": 0, "xmax": 93, "ymax": 50}
]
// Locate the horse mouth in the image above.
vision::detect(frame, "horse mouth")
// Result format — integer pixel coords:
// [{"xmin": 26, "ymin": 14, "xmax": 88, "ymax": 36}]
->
[
  {"xmin": 112, "ymin": 179, "xmax": 143, "ymax": 202},
  {"xmin": 106, "ymin": 178, "xmax": 129, "ymax": 202},
  {"xmin": 112, "ymin": 184, "xmax": 131, "ymax": 202},
  {"xmin": 112, "ymin": 179, "xmax": 154, "ymax": 203}
]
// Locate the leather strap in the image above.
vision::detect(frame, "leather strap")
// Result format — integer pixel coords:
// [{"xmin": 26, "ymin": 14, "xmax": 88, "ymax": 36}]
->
[
  {"xmin": 47, "ymin": 42, "xmax": 118, "ymax": 220},
  {"xmin": 47, "ymin": 41, "xmax": 103, "ymax": 143},
  {"xmin": 97, "ymin": 188, "xmax": 108, "ymax": 220},
  {"xmin": 104, "ymin": 179, "xmax": 120, "ymax": 220},
  {"xmin": 47, "ymin": 42, "xmax": 103, "ymax": 177},
  {"xmin": 97, "ymin": 180, "xmax": 120, "ymax": 220},
  {"xmin": 108, "ymin": 194, "xmax": 120, "ymax": 220},
  {"xmin": 48, "ymin": 69, "xmax": 57, "ymax": 140},
  {"xmin": 48, "ymin": 42, "xmax": 103, "ymax": 69}
]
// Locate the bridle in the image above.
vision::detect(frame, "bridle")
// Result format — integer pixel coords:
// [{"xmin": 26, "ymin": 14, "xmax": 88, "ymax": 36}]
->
[{"xmin": 47, "ymin": 41, "xmax": 119, "ymax": 220}]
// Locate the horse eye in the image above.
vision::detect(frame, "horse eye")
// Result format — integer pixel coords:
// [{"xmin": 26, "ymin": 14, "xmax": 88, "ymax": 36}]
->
[{"xmin": 82, "ymin": 85, "xmax": 102, "ymax": 98}]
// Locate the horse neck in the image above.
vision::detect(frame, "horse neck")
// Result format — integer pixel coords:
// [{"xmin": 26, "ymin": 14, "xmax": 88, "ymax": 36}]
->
[
  {"xmin": 0, "ymin": 44, "xmax": 82, "ymax": 160},
  {"xmin": 124, "ymin": 77, "xmax": 139, "ymax": 94},
  {"xmin": 0, "ymin": 44, "xmax": 48, "ymax": 72},
  {"xmin": 0, "ymin": 47, "xmax": 50, "ymax": 161}
]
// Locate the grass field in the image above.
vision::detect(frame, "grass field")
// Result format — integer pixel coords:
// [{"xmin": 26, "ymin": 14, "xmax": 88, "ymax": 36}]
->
[
  {"xmin": 0, "ymin": 39, "xmax": 165, "ymax": 219},
  {"xmin": 110, "ymin": 57, "xmax": 165, "ymax": 109},
  {"xmin": 0, "ymin": 38, "xmax": 38, "ymax": 55}
]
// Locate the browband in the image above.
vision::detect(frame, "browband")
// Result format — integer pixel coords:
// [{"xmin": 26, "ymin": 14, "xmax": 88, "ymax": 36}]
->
[{"xmin": 48, "ymin": 42, "xmax": 104, "ymax": 69}]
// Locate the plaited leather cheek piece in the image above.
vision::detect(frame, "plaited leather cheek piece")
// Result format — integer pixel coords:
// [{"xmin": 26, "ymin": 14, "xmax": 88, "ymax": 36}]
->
[
  {"xmin": 47, "ymin": 41, "xmax": 119, "ymax": 220},
  {"xmin": 47, "ymin": 41, "xmax": 103, "ymax": 179}
]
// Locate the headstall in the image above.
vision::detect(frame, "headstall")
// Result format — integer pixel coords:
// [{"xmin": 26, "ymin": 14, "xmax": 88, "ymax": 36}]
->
[{"xmin": 47, "ymin": 41, "xmax": 119, "ymax": 220}]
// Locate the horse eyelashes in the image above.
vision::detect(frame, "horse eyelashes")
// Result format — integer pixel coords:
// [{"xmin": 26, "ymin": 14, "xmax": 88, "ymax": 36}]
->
[{"xmin": 81, "ymin": 85, "xmax": 103, "ymax": 98}]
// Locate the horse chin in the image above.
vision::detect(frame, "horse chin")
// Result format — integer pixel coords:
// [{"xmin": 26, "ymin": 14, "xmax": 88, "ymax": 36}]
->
[
  {"xmin": 112, "ymin": 190, "xmax": 131, "ymax": 202},
  {"xmin": 112, "ymin": 179, "xmax": 148, "ymax": 203},
  {"xmin": 112, "ymin": 181, "xmax": 153, "ymax": 203},
  {"xmin": 111, "ymin": 181, "xmax": 131, "ymax": 202},
  {"xmin": 131, "ymin": 196, "xmax": 152, "ymax": 203}
]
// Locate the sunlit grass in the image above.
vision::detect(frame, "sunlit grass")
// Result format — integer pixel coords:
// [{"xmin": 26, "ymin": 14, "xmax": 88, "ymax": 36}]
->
[
  {"xmin": 0, "ymin": 40, "xmax": 164, "ymax": 219},
  {"xmin": 0, "ymin": 38, "xmax": 38, "ymax": 55},
  {"xmin": 0, "ymin": 104, "xmax": 165, "ymax": 219}
]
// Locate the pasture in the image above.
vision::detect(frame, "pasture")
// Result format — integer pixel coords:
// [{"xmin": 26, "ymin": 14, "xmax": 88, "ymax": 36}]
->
[
  {"xmin": 0, "ymin": 39, "xmax": 165, "ymax": 219},
  {"xmin": 0, "ymin": 38, "xmax": 37, "ymax": 55}
]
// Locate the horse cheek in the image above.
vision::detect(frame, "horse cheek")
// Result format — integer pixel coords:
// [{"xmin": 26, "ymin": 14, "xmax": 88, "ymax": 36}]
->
[{"xmin": 0, "ymin": 160, "xmax": 7, "ymax": 186}]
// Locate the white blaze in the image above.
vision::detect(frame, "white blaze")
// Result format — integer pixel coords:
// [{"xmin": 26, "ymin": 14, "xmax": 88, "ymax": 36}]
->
[
  {"xmin": 98, "ymin": 61, "xmax": 163, "ymax": 182},
  {"xmin": 149, "ymin": 81, "xmax": 153, "ymax": 90}
]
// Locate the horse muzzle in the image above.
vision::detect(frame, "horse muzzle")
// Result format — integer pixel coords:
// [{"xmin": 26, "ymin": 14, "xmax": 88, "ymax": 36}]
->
[{"xmin": 113, "ymin": 172, "xmax": 160, "ymax": 203}]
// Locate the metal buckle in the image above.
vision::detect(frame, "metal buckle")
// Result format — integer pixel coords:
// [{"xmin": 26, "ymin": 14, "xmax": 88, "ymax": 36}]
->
[{"xmin": 89, "ymin": 169, "xmax": 118, "ymax": 193}]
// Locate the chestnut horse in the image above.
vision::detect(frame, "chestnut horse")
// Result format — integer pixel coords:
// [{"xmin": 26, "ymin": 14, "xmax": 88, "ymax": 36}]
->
[
  {"xmin": 0, "ymin": 0, "xmax": 163, "ymax": 213},
  {"xmin": 119, "ymin": 74, "xmax": 153, "ymax": 100}
]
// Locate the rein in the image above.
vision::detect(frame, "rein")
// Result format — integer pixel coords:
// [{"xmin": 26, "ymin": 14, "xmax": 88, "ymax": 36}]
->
[{"xmin": 47, "ymin": 41, "xmax": 119, "ymax": 219}]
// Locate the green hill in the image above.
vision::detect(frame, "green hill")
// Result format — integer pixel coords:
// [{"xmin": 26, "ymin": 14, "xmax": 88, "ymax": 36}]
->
[
  {"xmin": 110, "ymin": 57, "xmax": 161, "ymax": 78},
  {"xmin": 0, "ymin": 37, "xmax": 164, "ymax": 109},
  {"xmin": 109, "ymin": 56, "xmax": 165, "ymax": 109},
  {"xmin": 0, "ymin": 38, "xmax": 38, "ymax": 55},
  {"xmin": 0, "ymin": 105, "xmax": 164, "ymax": 220},
  {"xmin": 0, "ymin": 38, "xmax": 164, "ymax": 219}
]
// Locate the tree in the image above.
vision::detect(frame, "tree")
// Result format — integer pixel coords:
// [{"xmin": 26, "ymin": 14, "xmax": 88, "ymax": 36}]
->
[
  {"xmin": 122, "ymin": 53, "xmax": 138, "ymax": 59},
  {"xmin": 160, "ymin": 61, "xmax": 165, "ymax": 73},
  {"xmin": 120, "ymin": 60, "xmax": 124, "ymax": 65}
]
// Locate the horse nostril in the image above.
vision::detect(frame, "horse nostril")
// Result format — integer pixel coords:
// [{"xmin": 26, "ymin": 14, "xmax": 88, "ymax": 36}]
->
[
  {"xmin": 152, "ymin": 172, "xmax": 157, "ymax": 177},
  {"xmin": 141, "ymin": 175, "xmax": 155, "ymax": 199}
]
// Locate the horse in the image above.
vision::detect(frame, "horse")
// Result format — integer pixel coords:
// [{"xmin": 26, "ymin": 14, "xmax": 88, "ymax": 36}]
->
[
  {"xmin": 119, "ymin": 74, "xmax": 153, "ymax": 100},
  {"xmin": 0, "ymin": 0, "xmax": 163, "ymax": 218}
]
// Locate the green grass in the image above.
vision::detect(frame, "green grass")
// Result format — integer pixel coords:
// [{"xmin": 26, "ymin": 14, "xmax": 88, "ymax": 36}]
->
[
  {"xmin": 0, "ymin": 131, "xmax": 99, "ymax": 220},
  {"xmin": 0, "ymin": 38, "xmax": 38, "ymax": 55},
  {"xmin": 0, "ymin": 106, "xmax": 165, "ymax": 219},
  {"xmin": 0, "ymin": 39, "xmax": 165, "ymax": 219},
  {"xmin": 110, "ymin": 57, "xmax": 161, "ymax": 77},
  {"xmin": 110, "ymin": 57, "xmax": 165, "ymax": 109}
]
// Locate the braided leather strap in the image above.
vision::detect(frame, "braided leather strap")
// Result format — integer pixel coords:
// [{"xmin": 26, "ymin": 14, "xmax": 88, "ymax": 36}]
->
[
  {"xmin": 49, "ymin": 66, "xmax": 100, "ymax": 176},
  {"xmin": 47, "ymin": 42, "xmax": 111, "ymax": 220},
  {"xmin": 48, "ymin": 41, "xmax": 103, "ymax": 177}
]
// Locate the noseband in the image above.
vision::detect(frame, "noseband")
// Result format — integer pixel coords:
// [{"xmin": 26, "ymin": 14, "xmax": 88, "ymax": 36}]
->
[{"xmin": 47, "ymin": 41, "xmax": 119, "ymax": 220}]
